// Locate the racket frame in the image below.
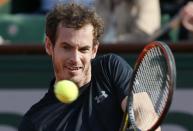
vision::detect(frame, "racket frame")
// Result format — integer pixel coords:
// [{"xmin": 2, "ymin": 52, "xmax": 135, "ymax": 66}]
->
[{"xmin": 127, "ymin": 41, "xmax": 176, "ymax": 131}]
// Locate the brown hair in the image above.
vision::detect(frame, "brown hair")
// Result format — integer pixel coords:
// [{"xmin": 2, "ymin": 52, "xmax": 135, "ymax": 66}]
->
[{"xmin": 46, "ymin": 3, "xmax": 104, "ymax": 45}]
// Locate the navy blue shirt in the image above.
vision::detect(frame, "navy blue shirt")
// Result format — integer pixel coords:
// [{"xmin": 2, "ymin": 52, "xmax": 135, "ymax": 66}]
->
[{"xmin": 18, "ymin": 54, "xmax": 133, "ymax": 131}]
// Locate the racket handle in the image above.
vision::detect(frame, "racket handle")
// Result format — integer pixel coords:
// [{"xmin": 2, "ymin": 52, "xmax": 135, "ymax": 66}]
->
[{"xmin": 119, "ymin": 113, "xmax": 129, "ymax": 131}]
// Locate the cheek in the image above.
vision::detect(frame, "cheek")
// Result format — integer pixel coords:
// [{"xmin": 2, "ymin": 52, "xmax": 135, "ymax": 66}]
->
[
  {"xmin": 52, "ymin": 52, "xmax": 64, "ymax": 68},
  {"xmin": 53, "ymin": 48, "xmax": 66, "ymax": 60},
  {"xmin": 52, "ymin": 56, "xmax": 60, "ymax": 71},
  {"xmin": 83, "ymin": 55, "xmax": 93, "ymax": 66}
]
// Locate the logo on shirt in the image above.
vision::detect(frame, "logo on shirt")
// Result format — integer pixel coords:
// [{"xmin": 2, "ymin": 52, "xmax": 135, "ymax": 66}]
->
[{"xmin": 95, "ymin": 91, "xmax": 108, "ymax": 103}]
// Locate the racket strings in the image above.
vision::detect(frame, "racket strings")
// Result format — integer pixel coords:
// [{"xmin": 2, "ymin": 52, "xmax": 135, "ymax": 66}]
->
[
  {"xmin": 132, "ymin": 47, "xmax": 170, "ymax": 130},
  {"xmin": 152, "ymin": 48, "xmax": 168, "ymax": 113}
]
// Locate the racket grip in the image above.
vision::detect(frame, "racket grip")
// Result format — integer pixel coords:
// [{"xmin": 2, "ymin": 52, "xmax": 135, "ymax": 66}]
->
[{"xmin": 119, "ymin": 113, "xmax": 129, "ymax": 131}]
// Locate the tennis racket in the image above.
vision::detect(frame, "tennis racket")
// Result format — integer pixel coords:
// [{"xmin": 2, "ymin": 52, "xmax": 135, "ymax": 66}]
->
[{"xmin": 120, "ymin": 41, "xmax": 176, "ymax": 131}]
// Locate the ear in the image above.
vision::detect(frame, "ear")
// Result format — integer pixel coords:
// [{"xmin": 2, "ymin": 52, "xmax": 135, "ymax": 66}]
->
[
  {"xmin": 45, "ymin": 36, "xmax": 53, "ymax": 56},
  {"xmin": 92, "ymin": 42, "xmax": 99, "ymax": 59}
]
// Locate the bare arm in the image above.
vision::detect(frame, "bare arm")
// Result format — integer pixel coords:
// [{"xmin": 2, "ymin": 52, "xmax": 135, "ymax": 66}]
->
[{"xmin": 121, "ymin": 93, "xmax": 161, "ymax": 131}]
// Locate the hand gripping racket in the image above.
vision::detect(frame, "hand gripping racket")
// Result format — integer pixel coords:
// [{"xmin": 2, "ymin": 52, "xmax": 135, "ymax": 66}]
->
[{"xmin": 120, "ymin": 41, "xmax": 176, "ymax": 131}]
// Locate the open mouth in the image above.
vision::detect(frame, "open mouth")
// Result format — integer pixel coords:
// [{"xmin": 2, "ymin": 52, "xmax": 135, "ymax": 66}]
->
[{"xmin": 65, "ymin": 66, "xmax": 82, "ymax": 71}]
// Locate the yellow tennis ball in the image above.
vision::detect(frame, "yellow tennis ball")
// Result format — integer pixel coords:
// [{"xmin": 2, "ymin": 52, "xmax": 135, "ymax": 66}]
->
[{"xmin": 54, "ymin": 80, "xmax": 79, "ymax": 104}]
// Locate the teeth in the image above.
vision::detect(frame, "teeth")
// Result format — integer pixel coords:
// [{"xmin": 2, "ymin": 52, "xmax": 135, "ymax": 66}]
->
[{"xmin": 67, "ymin": 67, "xmax": 81, "ymax": 70}]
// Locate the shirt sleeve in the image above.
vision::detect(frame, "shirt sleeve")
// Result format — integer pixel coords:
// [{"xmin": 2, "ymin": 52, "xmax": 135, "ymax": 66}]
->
[
  {"xmin": 107, "ymin": 54, "xmax": 133, "ymax": 103},
  {"xmin": 18, "ymin": 116, "xmax": 35, "ymax": 131}
]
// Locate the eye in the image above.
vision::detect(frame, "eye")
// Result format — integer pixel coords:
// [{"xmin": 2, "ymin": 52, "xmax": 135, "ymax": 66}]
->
[
  {"xmin": 79, "ymin": 47, "xmax": 90, "ymax": 53},
  {"xmin": 63, "ymin": 45, "xmax": 71, "ymax": 50}
]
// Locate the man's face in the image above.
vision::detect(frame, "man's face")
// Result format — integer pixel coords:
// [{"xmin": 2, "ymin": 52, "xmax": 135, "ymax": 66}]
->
[{"xmin": 45, "ymin": 24, "xmax": 98, "ymax": 87}]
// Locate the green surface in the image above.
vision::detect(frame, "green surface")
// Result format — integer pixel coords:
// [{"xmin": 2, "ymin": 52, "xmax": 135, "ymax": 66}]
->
[
  {"xmin": 0, "ymin": 53, "xmax": 192, "ymax": 89},
  {"xmin": 0, "ymin": 55, "xmax": 53, "ymax": 88},
  {"xmin": 0, "ymin": 14, "xmax": 45, "ymax": 43},
  {"xmin": 0, "ymin": 0, "xmax": 11, "ymax": 14}
]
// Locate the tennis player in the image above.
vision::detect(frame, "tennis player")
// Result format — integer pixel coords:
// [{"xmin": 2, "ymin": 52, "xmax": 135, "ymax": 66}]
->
[{"xmin": 18, "ymin": 3, "xmax": 160, "ymax": 131}]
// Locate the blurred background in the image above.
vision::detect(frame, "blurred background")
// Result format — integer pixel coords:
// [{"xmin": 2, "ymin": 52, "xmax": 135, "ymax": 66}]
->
[{"xmin": 0, "ymin": 0, "xmax": 193, "ymax": 131}]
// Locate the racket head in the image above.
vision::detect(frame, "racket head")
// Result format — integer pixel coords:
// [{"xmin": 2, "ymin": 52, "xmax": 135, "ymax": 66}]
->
[{"xmin": 127, "ymin": 41, "xmax": 176, "ymax": 131}]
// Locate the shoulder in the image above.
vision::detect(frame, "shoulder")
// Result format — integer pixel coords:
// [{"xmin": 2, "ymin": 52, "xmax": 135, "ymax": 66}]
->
[
  {"xmin": 18, "ymin": 114, "xmax": 35, "ymax": 131},
  {"xmin": 19, "ymin": 91, "xmax": 58, "ymax": 130},
  {"xmin": 92, "ymin": 53, "xmax": 133, "ymax": 80},
  {"xmin": 93, "ymin": 53, "xmax": 128, "ymax": 65},
  {"xmin": 93, "ymin": 53, "xmax": 132, "ymax": 69}
]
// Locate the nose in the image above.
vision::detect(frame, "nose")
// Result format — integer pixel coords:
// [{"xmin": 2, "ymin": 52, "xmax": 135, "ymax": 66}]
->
[{"xmin": 69, "ymin": 50, "xmax": 79, "ymax": 65}]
